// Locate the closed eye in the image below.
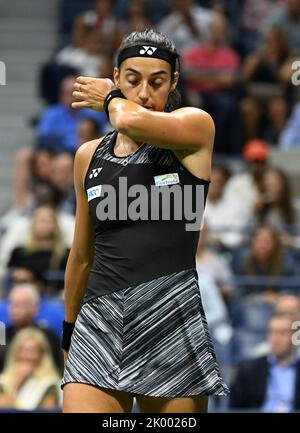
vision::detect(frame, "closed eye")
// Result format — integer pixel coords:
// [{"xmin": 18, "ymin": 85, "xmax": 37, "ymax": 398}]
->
[
  {"xmin": 128, "ymin": 80, "xmax": 139, "ymax": 86},
  {"xmin": 151, "ymin": 81, "xmax": 163, "ymax": 88}
]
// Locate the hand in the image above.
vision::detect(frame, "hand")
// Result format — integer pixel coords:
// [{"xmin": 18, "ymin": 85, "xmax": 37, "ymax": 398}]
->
[{"xmin": 72, "ymin": 76, "xmax": 116, "ymax": 111}]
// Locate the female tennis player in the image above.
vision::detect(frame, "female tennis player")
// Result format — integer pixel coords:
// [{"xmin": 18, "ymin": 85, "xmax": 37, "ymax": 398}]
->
[{"xmin": 61, "ymin": 28, "xmax": 229, "ymax": 413}]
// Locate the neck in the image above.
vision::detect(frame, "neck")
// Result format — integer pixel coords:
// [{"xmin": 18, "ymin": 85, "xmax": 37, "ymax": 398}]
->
[
  {"xmin": 206, "ymin": 40, "xmax": 221, "ymax": 50},
  {"xmin": 117, "ymin": 133, "xmax": 143, "ymax": 155},
  {"xmin": 275, "ymin": 352, "xmax": 294, "ymax": 366},
  {"xmin": 16, "ymin": 320, "xmax": 33, "ymax": 328},
  {"xmin": 257, "ymin": 257, "xmax": 271, "ymax": 268},
  {"xmin": 35, "ymin": 239, "xmax": 54, "ymax": 250}
]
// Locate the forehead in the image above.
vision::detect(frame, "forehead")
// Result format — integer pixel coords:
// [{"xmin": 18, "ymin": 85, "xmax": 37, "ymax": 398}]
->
[
  {"xmin": 120, "ymin": 57, "xmax": 172, "ymax": 76},
  {"xmin": 269, "ymin": 317, "xmax": 292, "ymax": 331}
]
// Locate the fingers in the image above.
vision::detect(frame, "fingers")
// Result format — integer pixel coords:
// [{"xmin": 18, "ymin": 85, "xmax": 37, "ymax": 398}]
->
[
  {"xmin": 73, "ymin": 90, "xmax": 84, "ymax": 99},
  {"xmin": 74, "ymin": 76, "xmax": 94, "ymax": 93},
  {"xmin": 71, "ymin": 101, "xmax": 90, "ymax": 109},
  {"xmin": 76, "ymin": 76, "xmax": 91, "ymax": 84},
  {"xmin": 73, "ymin": 82, "xmax": 83, "ymax": 92}
]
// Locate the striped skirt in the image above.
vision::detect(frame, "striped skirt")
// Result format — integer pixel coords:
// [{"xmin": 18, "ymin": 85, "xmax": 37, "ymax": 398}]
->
[{"xmin": 61, "ymin": 268, "xmax": 229, "ymax": 397}]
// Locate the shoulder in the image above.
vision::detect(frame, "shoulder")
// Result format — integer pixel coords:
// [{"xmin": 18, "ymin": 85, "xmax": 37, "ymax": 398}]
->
[
  {"xmin": 43, "ymin": 104, "xmax": 65, "ymax": 116},
  {"xmin": 75, "ymin": 137, "xmax": 104, "ymax": 167},
  {"xmin": 73, "ymin": 137, "xmax": 104, "ymax": 187},
  {"xmin": 238, "ymin": 356, "xmax": 268, "ymax": 372},
  {"xmin": 38, "ymin": 107, "xmax": 60, "ymax": 125}
]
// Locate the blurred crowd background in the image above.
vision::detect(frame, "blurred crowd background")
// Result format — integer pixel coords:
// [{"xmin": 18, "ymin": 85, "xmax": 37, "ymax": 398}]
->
[{"xmin": 1, "ymin": 0, "xmax": 300, "ymax": 413}]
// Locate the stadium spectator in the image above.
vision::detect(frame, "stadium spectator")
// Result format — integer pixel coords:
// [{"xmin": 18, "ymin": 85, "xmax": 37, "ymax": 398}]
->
[
  {"xmin": 246, "ymin": 293, "xmax": 300, "ymax": 359},
  {"xmin": 0, "ymin": 284, "xmax": 63, "ymax": 373},
  {"xmin": 77, "ymin": 118, "xmax": 102, "ymax": 148},
  {"xmin": 264, "ymin": 0, "xmax": 300, "ymax": 55},
  {"xmin": 116, "ymin": 0, "xmax": 152, "ymax": 41},
  {"xmin": 6, "ymin": 205, "xmax": 70, "ymax": 295},
  {"xmin": 237, "ymin": 0, "xmax": 283, "ymax": 56},
  {"xmin": 279, "ymin": 102, "xmax": 300, "ymax": 149},
  {"xmin": 232, "ymin": 225, "xmax": 298, "ymax": 296},
  {"xmin": 73, "ymin": 0, "xmax": 118, "ymax": 54},
  {"xmin": 0, "ymin": 327, "xmax": 61, "ymax": 410},
  {"xmin": 240, "ymin": 27, "xmax": 291, "ymax": 144},
  {"xmin": 114, "ymin": 0, "xmax": 169, "ymax": 24},
  {"xmin": 56, "ymin": 26, "xmax": 112, "ymax": 78},
  {"xmin": 0, "ymin": 204, "xmax": 74, "ymax": 287},
  {"xmin": 196, "ymin": 222, "xmax": 235, "ymax": 302},
  {"xmin": 182, "ymin": 13, "xmax": 241, "ymax": 153},
  {"xmin": 37, "ymin": 76, "xmax": 107, "ymax": 154},
  {"xmin": 255, "ymin": 167, "xmax": 300, "ymax": 246},
  {"xmin": 11, "ymin": 148, "xmax": 54, "ymax": 216},
  {"xmin": 275, "ymin": 294, "xmax": 300, "ymax": 320},
  {"xmin": 158, "ymin": 0, "xmax": 217, "ymax": 53},
  {"xmin": 49, "ymin": 153, "xmax": 75, "ymax": 215},
  {"xmin": 223, "ymin": 139, "xmax": 270, "ymax": 247},
  {"xmin": 0, "ymin": 148, "xmax": 57, "ymax": 233},
  {"xmin": 204, "ymin": 164, "xmax": 240, "ymax": 250},
  {"xmin": 197, "ymin": 274, "xmax": 233, "ymax": 360},
  {"xmin": 229, "ymin": 314, "xmax": 300, "ymax": 412},
  {"xmin": 9, "ymin": 268, "xmax": 46, "ymax": 295}
]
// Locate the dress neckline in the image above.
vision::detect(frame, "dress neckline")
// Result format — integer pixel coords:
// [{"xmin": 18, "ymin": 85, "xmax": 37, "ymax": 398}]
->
[{"xmin": 109, "ymin": 130, "xmax": 146, "ymax": 161}]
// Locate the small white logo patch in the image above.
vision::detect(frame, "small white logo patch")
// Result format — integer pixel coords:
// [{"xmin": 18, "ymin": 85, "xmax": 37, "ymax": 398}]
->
[
  {"xmin": 154, "ymin": 173, "xmax": 180, "ymax": 186},
  {"xmin": 87, "ymin": 185, "xmax": 102, "ymax": 202},
  {"xmin": 139, "ymin": 46, "xmax": 157, "ymax": 56},
  {"xmin": 89, "ymin": 168, "xmax": 102, "ymax": 179}
]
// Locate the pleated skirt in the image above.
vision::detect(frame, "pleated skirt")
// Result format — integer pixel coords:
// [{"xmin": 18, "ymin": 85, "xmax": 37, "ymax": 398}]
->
[{"xmin": 61, "ymin": 268, "xmax": 229, "ymax": 397}]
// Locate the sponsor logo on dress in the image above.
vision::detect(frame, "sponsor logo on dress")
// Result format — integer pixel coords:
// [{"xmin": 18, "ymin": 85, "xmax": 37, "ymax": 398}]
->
[
  {"xmin": 89, "ymin": 168, "xmax": 102, "ymax": 179},
  {"xmin": 139, "ymin": 46, "xmax": 157, "ymax": 56},
  {"xmin": 154, "ymin": 173, "xmax": 180, "ymax": 186},
  {"xmin": 87, "ymin": 185, "xmax": 102, "ymax": 202}
]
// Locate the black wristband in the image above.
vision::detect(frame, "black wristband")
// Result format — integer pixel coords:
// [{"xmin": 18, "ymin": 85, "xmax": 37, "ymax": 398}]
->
[
  {"xmin": 61, "ymin": 320, "xmax": 75, "ymax": 352},
  {"xmin": 103, "ymin": 89, "xmax": 126, "ymax": 121}
]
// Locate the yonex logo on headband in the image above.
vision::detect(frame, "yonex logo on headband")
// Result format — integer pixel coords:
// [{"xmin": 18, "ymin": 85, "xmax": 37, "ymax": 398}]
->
[
  {"xmin": 117, "ymin": 45, "xmax": 178, "ymax": 70},
  {"xmin": 139, "ymin": 46, "xmax": 157, "ymax": 56}
]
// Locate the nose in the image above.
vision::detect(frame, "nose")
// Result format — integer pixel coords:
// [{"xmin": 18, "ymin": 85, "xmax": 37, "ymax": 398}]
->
[{"xmin": 138, "ymin": 81, "xmax": 150, "ymax": 105}]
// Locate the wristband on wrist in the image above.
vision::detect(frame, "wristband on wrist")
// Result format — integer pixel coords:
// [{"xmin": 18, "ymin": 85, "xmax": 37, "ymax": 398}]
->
[
  {"xmin": 103, "ymin": 89, "xmax": 126, "ymax": 121},
  {"xmin": 61, "ymin": 320, "xmax": 75, "ymax": 352}
]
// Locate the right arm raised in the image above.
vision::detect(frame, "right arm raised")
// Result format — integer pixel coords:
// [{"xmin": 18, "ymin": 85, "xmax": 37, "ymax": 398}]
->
[{"xmin": 64, "ymin": 139, "xmax": 101, "ymax": 323}]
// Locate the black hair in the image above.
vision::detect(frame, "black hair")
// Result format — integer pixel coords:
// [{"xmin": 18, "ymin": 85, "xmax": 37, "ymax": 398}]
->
[{"xmin": 117, "ymin": 29, "xmax": 181, "ymax": 112}]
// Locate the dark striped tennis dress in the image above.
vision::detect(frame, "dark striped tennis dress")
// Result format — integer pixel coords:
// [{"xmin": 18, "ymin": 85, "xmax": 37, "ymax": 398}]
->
[{"xmin": 61, "ymin": 130, "xmax": 229, "ymax": 397}]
